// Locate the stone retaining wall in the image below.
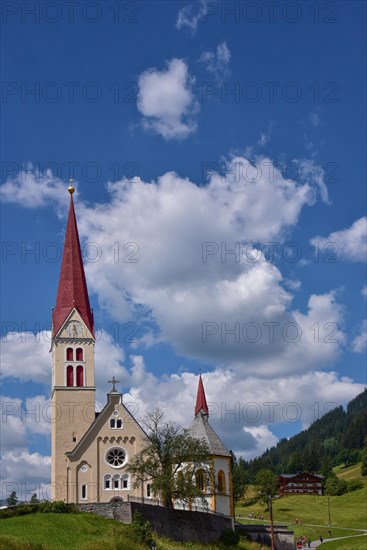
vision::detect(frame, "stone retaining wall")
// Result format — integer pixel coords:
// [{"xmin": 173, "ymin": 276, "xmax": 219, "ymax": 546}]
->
[
  {"xmin": 236, "ymin": 523, "xmax": 295, "ymax": 549},
  {"xmin": 76, "ymin": 501, "xmax": 232, "ymax": 543}
]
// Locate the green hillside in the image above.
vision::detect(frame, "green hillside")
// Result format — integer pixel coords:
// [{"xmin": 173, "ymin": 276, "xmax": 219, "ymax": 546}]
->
[
  {"xmin": 0, "ymin": 512, "xmax": 262, "ymax": 550},
  {"xmin": 239, "ymin": 389, "xmax": 367, "ymax": 480},
  {"xmin": 236, "ymin": 484, "xmax": 367, "ymax": 542}
]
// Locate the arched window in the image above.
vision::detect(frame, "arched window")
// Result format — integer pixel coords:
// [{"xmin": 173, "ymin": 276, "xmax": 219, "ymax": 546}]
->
[
  {"xmin": 81, "ymin": 484, "xmax": 87, "ymax": 500},
  {"xmin": 76, "ymin": 365, "xmax": 84, "ymax": 387},
  {"xmin": 218, "ymin": 470, "xmax": 226, "ymax": 493},
  {"xmin": 76, "ymin": 348, "xmax": 83, "ymax": 361},
  {"xmin": 146, "ymin": 484, "xmax": 151, "ymax": 498},
  {"xmin": 196, "ymin": 469, "xmax": 205, "ymax": 491},
  {"xmin": 113, "ymin": 474, "xmax": 120, "ymax": 490},
  {"xmin": 67, "ymin": 365, "xmax": 73, "ymax": 387},
  {"xmin": 66, "ymin": 348, "xmax": 73, "ymax": 361},
  {"xmin": 121, "ymin": 474, "xmax": 129, "ymax": 489},
  {"xmin": 104, "ymin": 474, "xmax": 111, "ymax": 490}
]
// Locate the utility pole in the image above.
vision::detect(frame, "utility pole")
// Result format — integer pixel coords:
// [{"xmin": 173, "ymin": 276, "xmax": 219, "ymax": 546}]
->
[
  {"xmin": 327, "ymin": 496, "xmax": 331, "ymax": 528},
  {"xmin": 269, "ymin": 495, "xmax": 276, "ymax": 550}
]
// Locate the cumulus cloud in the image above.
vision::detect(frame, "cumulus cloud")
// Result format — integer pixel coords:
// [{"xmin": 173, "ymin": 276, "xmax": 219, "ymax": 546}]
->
[
  {"xmin": 310, "ymin": 217, "xmax": 367, "ymax": 262},
  {"xmin": 137, "ymin": 58, "xmax": 199, "ymax": 140},
  {"xmin": 176, "ymin": 1, "xmax": 207, "ymax": 34},
  {"xmin": 0, "ymin": 450, "xmax": 51, "ymax": 501},
  {"xmin": 121, "ymin": 360, "xmax": 364, "ymax": 456},
  {"xmin": 0, "ymin": 168, "xmax": 71, "ymax": 209},
  {"xmin": 0, "ymin": 331, "xmax": 51, "ymax": 384},
  {"xmin": 199, "ymin": 41, "xmax": 231, "ymax": 80},
  {"xmin": 351, "ymin": 320, "xmax": 367, "ymax": 353},
  {"xmin": 0, "ymin": 156, "xmax": 340, "ymax": 379}
]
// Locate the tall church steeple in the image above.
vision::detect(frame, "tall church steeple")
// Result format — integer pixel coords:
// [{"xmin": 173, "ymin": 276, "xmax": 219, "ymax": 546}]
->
[
  {"xmin": 51, "ymin": 185, "xmax": 96, "ymax": 502},
  {"xmin": 195, "ymin": 374, "xmax": 209, "ymax": 416},
  {"xmin": 52, "ymin": 185, "xmax": 94, "ymax": 337}
]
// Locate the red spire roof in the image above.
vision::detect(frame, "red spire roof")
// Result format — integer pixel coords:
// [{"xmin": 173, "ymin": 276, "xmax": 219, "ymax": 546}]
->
[
  {"xmin": 195, "ymin": 374, "xmax": 209, "ymax": 416},
  {"xmin": 52, "ymin": 190, "xmax": 94, "ymax": 337}
]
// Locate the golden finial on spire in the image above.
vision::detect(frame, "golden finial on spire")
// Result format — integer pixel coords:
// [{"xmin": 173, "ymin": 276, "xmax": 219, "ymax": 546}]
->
[{"xmin": 68, "ymin": 177, "xmax": 75, "ymax": 195}]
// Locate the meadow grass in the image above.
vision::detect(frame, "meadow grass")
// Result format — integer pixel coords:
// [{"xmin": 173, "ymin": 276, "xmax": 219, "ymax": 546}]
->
[
  {"xmin": 0, "ymin": 512, "xmax": 263, "ymax": 550},
  {"xmin": 321, "ymin": 535, "xmax": 367, "ymax": 549}
]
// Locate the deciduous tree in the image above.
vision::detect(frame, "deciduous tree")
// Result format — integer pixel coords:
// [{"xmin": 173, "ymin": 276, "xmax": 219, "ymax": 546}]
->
[{"xmin": 127, "ymin": 409, "xmax": 210, "ymax": 508}]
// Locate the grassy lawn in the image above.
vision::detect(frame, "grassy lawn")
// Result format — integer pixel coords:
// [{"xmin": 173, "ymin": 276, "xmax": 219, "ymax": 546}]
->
[
  {"xmin": 0, "ymin": 512, "xmax": 264, "ymax": 550},
  {"xmin": 333, "ymin": 463, "xmax": 367, "ymax": 485},
  {"xmin": 321, "ymin": 535, "xmax": 367, "ymax": 549},
  {"xmin": 235, "ymin": 485, "xmax": 367, "ymax": 542}
]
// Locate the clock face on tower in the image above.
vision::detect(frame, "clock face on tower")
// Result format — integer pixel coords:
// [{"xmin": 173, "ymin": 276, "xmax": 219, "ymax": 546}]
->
[{"xmin": 66, "ymin": 321, "xmax": 83, "ymax": 338}]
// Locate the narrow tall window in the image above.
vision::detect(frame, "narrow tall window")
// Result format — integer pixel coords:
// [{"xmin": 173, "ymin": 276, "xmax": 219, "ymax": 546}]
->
[
  {"xmin": 105, "ymin": 475, "xmax": 111, "ymax": 490},
  {"xmin": 67, "ymin": 365, "xmax": 73, "ymax": 387},
  {"xmin": 147, "ymin": 484, "xmax": 151, "ymax": 498},
  {"xmin": 196, "ymin": 469, "xmax": 205, "ymax": 491},
  {"xmin": 66, "ymin": 347, "xmax": 73, "ymax": 361},
  {"xmin": 76, "ymin": 365, "xmax": 84, "ymax": 387},
  {"xmin": 218, "ymin": 470, "xmax": 226, "ymax": 493},
  {"xmin": 122, "ymin": 475, "xmax": 129, "ymax": 489},
  {"xmin": 81, "ymin": 484, "xmax": 87, "ymax": 500},
  {"xmin": 76, "ymin": 348, "xmax": 83, "ymax": 361}
]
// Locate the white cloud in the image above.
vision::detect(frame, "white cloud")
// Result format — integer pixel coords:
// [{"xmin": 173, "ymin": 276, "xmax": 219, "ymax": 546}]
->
[
  {"xmin": 0, "ymin": 168, "xmax": 71, "ymax": 209},
  {"xmin": 137, "ymin": 58, "xmax": 199, "ymax": 140},
  {"xmin": 75, "ymin": 157, "xmax": 336, "ymax": 376},
  {"xmin": 362, "ymin": 285, "xmax": 367, "ymax": 299},
  {"xmin": 310, "ymin": 217, "xmax": 367, "ymax": 262},
  {"xmin": 0, "ymin": 331, "xmax": 51, "ymax": 384},
  {"xmin": 176, "ymin": 1, "xmax": 207, "ymax": 34},
  {"xmin": 0, "ymin": 450, "xmax": 51, "ymax": 501},
  {"xmin": 351, "ymin": 320, "xmax": 367, "ymax": 353},
  {"xmin": 0, "ymin": 156, "xmax": 339, "ymax": 379},
  {"xmin": 121, "ymin": 360, "xmax": 364, "ymax": 456},
  {"xmin": 199, "ymin": 41, "xmax": 231, "ymax": 80}
]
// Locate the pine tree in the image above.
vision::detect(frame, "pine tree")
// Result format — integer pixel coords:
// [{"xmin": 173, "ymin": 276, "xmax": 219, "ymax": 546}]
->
[{"xmin": 7, "ymin": 490, "xmax": 18, "ymax": 506}]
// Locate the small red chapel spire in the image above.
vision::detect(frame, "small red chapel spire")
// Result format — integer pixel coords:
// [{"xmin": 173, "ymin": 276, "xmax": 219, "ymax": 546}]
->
[
  {"xmin": 195, "ymin": 374, "xmax": 209, "ymax": 416},
  {"xmin": 52, "ymin": 183, "xmax": 94, "ymax": 337}
]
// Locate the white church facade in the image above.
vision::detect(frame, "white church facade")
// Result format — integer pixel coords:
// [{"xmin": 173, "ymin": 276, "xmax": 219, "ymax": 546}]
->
[{"xmin": 50, "ymin": 186, "xmax": 233, "ymax": 518}]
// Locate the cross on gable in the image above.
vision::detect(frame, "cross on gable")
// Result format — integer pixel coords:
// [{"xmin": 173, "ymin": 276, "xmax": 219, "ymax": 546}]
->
[{"xmin": 108, "ymin": 376, "xmax": 120, "ymax": 393}]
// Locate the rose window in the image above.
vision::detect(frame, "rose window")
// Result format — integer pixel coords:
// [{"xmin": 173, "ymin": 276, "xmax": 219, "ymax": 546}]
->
[{"xmin": 106, "ymin": 448, "xmax": 126, "ymax": 468}]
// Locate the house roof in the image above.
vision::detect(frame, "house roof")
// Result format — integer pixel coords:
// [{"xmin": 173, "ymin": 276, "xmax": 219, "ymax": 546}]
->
[
  {"xmin": 279, "ymin": 473, "xmax": 324, "ymax": 480},
  {"xmin": 53, "ymin": 189, "xmax": 94, "ymax": 337}
]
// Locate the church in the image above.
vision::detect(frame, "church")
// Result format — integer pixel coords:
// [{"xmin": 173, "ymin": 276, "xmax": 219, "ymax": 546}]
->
[{"xmin": 51, "ymin": 185, "xmax": 233, "ymax": 517}]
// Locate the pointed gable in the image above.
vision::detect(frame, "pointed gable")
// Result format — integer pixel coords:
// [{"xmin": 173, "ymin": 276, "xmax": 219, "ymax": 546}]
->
[
  {"xmin": 195, "ymin": 374, "xmax": 209, "ymax": 416},
  {"xmin": 53, "ymin": 189, "xmax": 94, "ymax": 337}
]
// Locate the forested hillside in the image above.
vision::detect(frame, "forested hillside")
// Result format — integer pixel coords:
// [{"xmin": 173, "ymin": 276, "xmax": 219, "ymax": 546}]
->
[{"xmin": 239, "ymin": 389, "xmax": 367, "ymax": 481}]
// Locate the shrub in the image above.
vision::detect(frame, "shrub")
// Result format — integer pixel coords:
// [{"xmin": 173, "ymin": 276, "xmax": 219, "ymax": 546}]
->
[
  {"xmin": 130, "ymin": 510, "xmax": 153, "ymax": 546},
  {"xmin": 219, "ymin": 528, "xmax": 240, "ymax": 546},
  {"xmin": 0, "ymin": 501, "xmax": 77, "ymax": 519},
  {"xmin": 347, "ymin": 480, "xmax": 364, "ymax": 492},
  {"xmin": 0, "ymin": 536, "xmax": 44, "ymax": 550}
]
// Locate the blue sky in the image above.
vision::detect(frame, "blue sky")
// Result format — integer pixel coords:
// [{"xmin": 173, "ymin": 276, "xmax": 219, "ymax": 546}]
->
[{"xmin": 1, "ymin": 1, "xmax": 366, "ymax": 500}]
